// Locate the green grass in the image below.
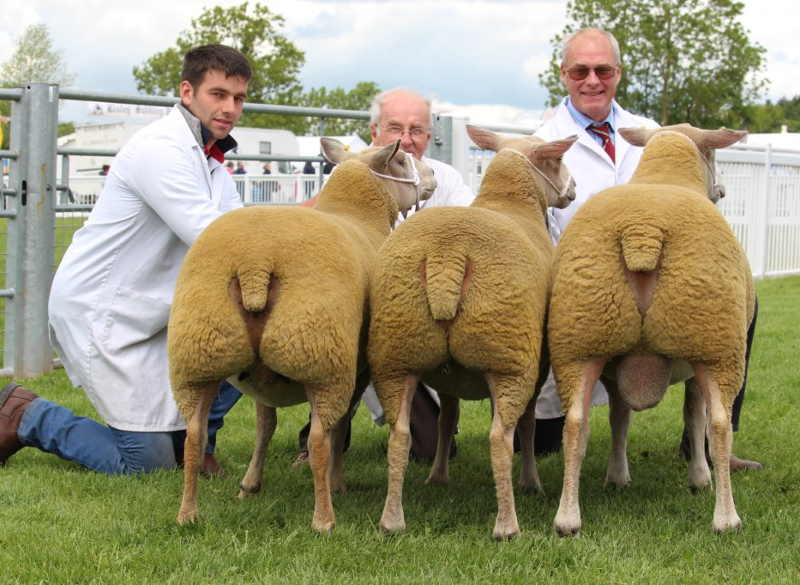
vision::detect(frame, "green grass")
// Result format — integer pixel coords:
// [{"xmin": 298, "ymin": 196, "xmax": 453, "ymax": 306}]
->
[{"xmin": 1, "ymin": 277, "xmax": 799, "ymax": 583}]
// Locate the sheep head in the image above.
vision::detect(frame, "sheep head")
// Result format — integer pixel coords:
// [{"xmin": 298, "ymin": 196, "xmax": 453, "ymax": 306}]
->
[
  {"xmin": 320, "ymin": 137, "xmax": 436, "ymax": 217},
  {"xmin": 466, "ymin": 125, "xmax": 578, "ymax": 209},
  {"xmin": 619, "ymin": 124, "xmax": 746, "ymax": 203}
]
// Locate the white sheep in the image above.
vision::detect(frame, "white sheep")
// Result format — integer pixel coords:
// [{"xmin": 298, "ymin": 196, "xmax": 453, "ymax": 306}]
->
[
  {"xmin": 167, "ymin": 137, "xmax": 436, "ymax": 533},
  {"xmin": 547, "ymin": 124, "xmax": 752, "ymax": 536},
  {"xmin": 367, "ymin": 125, "xmax": 577, "ymax": 539}
]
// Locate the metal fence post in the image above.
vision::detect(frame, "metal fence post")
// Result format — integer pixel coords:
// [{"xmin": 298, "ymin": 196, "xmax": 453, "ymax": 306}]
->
[
  {"xmin": 759, "ymin": 145, "xmax": 772, "ymax": 279},
  {"xmin": 5, "ymin": 83, "xmax": 57, "ymax": 377},
  {"xmin": 426, "ymin": 114, "xmax": 471, "ymax": 182}
]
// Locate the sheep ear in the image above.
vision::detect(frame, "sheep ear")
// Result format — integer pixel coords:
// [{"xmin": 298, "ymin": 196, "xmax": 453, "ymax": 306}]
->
[
  {"xmin": 618, "ymin": 127, "xmax": 651, "ymax": 146},
  {"xmin": 698, "ymin": 128, "xmax": 748, "ymax": 150},
  {"xmin": 320, "ymin": 137, "xmax": 353, "ymax": 164},
  {"xmin": 467, "ymin": 125, "xmax": 501, "ymax": 152},
  {"xmin": 370, "ymin": 139, "xmax": 402, "ymax": 170},
  {"xmin": 533, "ymin": 135, "xmax": 578, "ymax": 160}
]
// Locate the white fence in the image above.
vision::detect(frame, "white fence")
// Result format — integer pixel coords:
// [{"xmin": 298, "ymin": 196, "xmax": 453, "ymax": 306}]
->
[{"xmin": 468, "ymin": 144, "xmax": 800, "ymax": 279}]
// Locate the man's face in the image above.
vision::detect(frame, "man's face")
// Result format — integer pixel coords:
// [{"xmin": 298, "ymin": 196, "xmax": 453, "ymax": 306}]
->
[
  {"xmin": 370, "ymin": 91, "xmax": 432, "ymax": 160},
  {"xmin": 560, "ymin": 32, "xmax": 621, "ymax": 123},
  {"xmin": 180, "ymin": 68, "xmax": 248, "ymax": 144}
]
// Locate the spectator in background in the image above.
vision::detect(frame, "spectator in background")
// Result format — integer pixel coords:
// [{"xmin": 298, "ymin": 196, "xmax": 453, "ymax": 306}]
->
[
  {"xmin": 263, "ymin": 162, "xmax": 272, "ymax": 174},
  {"xmin": 233, "ymin": 161, "xmax": 247, "ymax": 174},
  {"xmin": 99, "ymin": 164, "xmax": 110, "ymax": 176},
  {"xmin": 225, "ymin": 161, "xmax": 235, "ymax": 174},
  {"xmin": 302, "ymin": 160, "xmax": 315, "ymax": 174}
]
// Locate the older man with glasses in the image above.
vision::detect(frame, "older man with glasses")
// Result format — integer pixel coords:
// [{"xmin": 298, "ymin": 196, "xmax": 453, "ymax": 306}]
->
[
  {"xmin": 532, "ymin": 27, "xmax": 761, "ymax": 471},
  {"xmin": 292, "ymin": 88, "xmax": 474, "ymax": 467}
]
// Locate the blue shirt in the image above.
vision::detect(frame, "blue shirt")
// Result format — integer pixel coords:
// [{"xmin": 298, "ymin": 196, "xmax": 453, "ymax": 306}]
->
[{"xmin": 565, "ymin": 97, "xmax": 617, "ymax": 146}]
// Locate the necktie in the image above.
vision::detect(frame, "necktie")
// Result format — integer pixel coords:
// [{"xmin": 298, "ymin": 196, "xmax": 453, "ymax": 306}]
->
[{"xmin": 588, "ymin": 122, "xmax": 615, "ymax": 163}]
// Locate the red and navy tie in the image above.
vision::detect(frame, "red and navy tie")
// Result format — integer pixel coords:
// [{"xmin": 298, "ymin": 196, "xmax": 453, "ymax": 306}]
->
[{"xmin": 588, "ymin": 122, "xmax": 615, "ymax": 163}]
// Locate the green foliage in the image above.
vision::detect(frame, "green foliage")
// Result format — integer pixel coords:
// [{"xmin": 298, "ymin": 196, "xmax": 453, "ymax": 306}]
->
[
  {"xmin": 300, "ymin": 81, "xmax": 380, "ymax": 143},
  {"xmin": 0, "ymin": 276, "xmax": 798, "ymax": 582},
  {"xmin": 746, "ymin": 96, "xmax": 800, "ymax": 133},
  {"xmin": 0, "ymin": 23, "xmax": 76, "ymax": 87},
  {"xmin": 133, "ymin": 2, "xmax": 307, "ymax": 134},
  {"xmin": 58, "ymin": 121, "xmax": 75, "ymax": 138},
  {"xmin": 541, "ymin": 0, "xmax": 767, "ymax": 128}
]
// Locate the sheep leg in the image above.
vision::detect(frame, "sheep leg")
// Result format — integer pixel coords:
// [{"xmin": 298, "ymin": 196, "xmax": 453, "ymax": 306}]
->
[
  {"xmin": 603, "ymin": 377, "xmax": 632, "ymax": 489},
  {"xmin": 307, "ymin": 400, "xmax": 336, "ymax": 533},
  {"xmin": 515, "ymin": 397, "xmax": 542, "ymax": 492},
  {"xmin": 692, "ymin": 362, "xmax": 741, "ymax": 533},
  {"xmin": 238, "ymin": 402, "xmax": 277, "ymax": 498},
  {"xmin": 177, "ymin": 381, "xmax": 219, "ymax": 525},
  {"xmin": 485, "ymin": 373, "xmax": 520, "ymax": 541},
  {"xmin": 328, "ymin": 413, "xmax": 349, "ymax": 494},
  {"xmin": 554, "ymin": 358, "xmax": 605, "ymax": 537},
  {"xmin": 426, "ymin": 393, "xmax": 459, "ymax": 485},
  {"xmin": 379, "ymin": 374, "xmax": 418, "ymax": 534},
  {"xmin": 684, "ymin": 378, "xmax": 712, "ymax": 491}
]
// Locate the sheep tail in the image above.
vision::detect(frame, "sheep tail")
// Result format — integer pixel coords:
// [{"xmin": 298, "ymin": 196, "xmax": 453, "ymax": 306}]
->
[
  {"xmin": 235, "ymin": 264, "xmax": 276, "ymax": 313},
  {"xmin": 619, "ymin": 223, "xmax": 665, "ymax": 273},
  {"xmin": 421, "ymin": 252, "xmax": 473, "ymax": 322}
]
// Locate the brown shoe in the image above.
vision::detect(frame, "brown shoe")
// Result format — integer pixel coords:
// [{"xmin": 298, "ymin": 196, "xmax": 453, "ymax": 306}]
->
[{"xmin": 0, "ymin": 383, "xmax": 39, "ymax": 465}]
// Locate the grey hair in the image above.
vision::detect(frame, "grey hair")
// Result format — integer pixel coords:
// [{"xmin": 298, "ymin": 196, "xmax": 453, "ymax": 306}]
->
[
  {"xmin": 561, "ymin": 27, "xmax": 621, "ymax": 65},
  {"xmin": 369, "ymin": 87, "xmax": 434, "ymax": 130}
]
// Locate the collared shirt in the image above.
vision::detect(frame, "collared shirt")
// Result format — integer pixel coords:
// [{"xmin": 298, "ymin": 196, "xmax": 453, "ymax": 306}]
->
[
  {"xmin": 177, "ymin": 103, "xmax": 238, "ymax": 162},
  {"xmin": 565, "ymin": 97, "xmax": 617, "ymax": 147}
]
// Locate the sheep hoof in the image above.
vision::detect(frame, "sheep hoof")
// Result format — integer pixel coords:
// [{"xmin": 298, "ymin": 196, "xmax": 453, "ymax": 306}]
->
[
  {"xmin": 313, "ymin": 519, "xmax": 336, "ymax": 534},
  {"xmin": 518, "ymin": 478, "xmax": 544, "ymax": 493},
  {"xmin": 177, "ymin": 509, "xmax": 199, "ymax": 525},
  {"xmin": 379, "ymin": 517, "xmax": 406, "ymax": 535},
  {"xmin": 713, "ymin": 514, "xmax": 742, "ymax": 533},
  {"xmin": 493, "ymin": 524, "xmax": 520, "ymax": 541},
  {"xmin": 425, "ymin": 472, "xmax": 449, "ymax": 485},
  {"xmin": 238, "ymin": 483, "xmax": 261, "ymax": 498},
  {"xmin": 603, "ymin": 476, "xmax": 631, "ymax": 490},
  {"xmin": 554, "ymin": 513, "xmax": 581, "ymax": 538},
  {"xmin": 730, "ymin": 455, "xmax": 763, "ymax": 472}
]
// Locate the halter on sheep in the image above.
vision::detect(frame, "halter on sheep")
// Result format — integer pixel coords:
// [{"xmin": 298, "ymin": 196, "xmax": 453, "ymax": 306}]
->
[
  {"xmin": 547, "ymin": 124, "xmax": 753, "ymax": 537},
  {"xmin": 168, "ymin": 137, "xmax": 436, "ymax": 533}
]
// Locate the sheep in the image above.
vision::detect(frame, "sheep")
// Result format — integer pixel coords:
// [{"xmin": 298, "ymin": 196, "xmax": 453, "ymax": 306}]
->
[
  {"xmin": 167, "ymin": 137, "xmax": 436, "ymax": 533},
  {"xmin": 367, "ymin": 125, "xmax": 577, "ymax": 540},
  {"xmin": 547, "ymin": 124, "xmax": 752, "ymax": 536}
]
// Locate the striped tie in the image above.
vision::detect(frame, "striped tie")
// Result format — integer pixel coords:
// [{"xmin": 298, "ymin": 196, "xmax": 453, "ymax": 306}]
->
[{"xmin": 588, "ymin": 122, "xmax": 615, "ymax": 163}]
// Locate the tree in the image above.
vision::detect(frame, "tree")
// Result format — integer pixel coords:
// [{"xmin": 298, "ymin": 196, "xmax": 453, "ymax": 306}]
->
[
  {"xmin": 540, "ymin": 0, "xmax": 767, "ymax": 128},
  {"xmin": 300, "ymin": 82, "xmax": 381, "ymax": 143},
  {"xmin": 133, "ymin": 2, "xmax": 307, "ymax": 133},
  {"xmin": 746, "ymin": 96, "xmax": 800, "ymax": 133},
  {"xmin": 0, "ymin": 23, "xmax": 76, "ymax": 87}
]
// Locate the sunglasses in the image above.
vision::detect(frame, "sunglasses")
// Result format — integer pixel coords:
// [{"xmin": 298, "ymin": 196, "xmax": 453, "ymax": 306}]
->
[{"xmin": 565, "ymin": 65, "xmax": 618, "ymax": 80}]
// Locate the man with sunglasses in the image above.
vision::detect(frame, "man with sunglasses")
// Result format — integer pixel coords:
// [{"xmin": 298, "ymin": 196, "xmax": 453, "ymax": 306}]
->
[
  {"xmin": 533, "ymin": 28, "xmax": 762, "ymax": 471},
  {"xmin": 292, "ymin": 88, "xmax": 473, "ymax": 467}
]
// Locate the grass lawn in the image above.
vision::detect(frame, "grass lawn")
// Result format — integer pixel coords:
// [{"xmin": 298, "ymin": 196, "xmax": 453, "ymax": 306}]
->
[{"xmin": 0, "ymin": 276, "xmax": 798, "ymax": 583}]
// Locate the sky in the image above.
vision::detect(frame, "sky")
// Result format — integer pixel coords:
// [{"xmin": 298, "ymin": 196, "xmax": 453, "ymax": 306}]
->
[{"xmin": 1, "ymin": 0, "xmax": 797, "ymax": 126}]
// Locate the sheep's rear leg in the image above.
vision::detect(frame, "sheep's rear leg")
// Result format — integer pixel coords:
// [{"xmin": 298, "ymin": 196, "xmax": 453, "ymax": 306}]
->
[
  {"xmin": 307, "ymin": 399, "xmax": 336, "ymax": 533},
  {"xmin": 238, "ymin": 402, "xmax": 277, "ymax": 498},
  {"xmin": 379, "ymin": 374, "xmax": 418, "ymax": 534},
  {"xmin": 177, "ymin": 381, "xmax": 219, "ymax": 525},
  {"xmin": 692, "ymin": 363, "xmax": 741, "ymax": 533},
  {"xmin": 426, "ymin": 393, "xmax": 459, "ymax": 485},
  {"xmin": 515, "ymin": 397, "xmax": 542, "ymax": 492},
  {"xmin": 554, "ymin": 358, "xmax": 605, "ymax": 537},
  {"xmin": 328, "ymin": 412, "xmax": 349, "ymax": 494},
  {"xmin": 484, "ymin": 373, "xmax": 522, "ymax": 541},
  {"xmin": 684, "ymin": 378, "xmax": 712, "ymax": 491},
  {"xmin": 603, "ymin": 377, "xmax": 632, "ymax": 489}
]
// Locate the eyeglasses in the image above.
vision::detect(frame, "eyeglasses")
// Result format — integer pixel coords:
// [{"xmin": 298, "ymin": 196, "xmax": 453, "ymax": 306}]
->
[
  {"xmin": 565, "ymin": 65, "xmax": 619, "ymax": 80},
  {"xmin": 381, "ymin": 125, "xmax": 429, "ymax": 141}
]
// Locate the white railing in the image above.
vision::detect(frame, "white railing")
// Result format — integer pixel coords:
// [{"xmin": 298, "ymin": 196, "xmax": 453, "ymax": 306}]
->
[
  {"xmin": 56, "ymin": 174, "xmax": 324, "ymax": 206},
  {"xmin": 467, "ymin": 144, "xmax": 800, "ymax": 279}
]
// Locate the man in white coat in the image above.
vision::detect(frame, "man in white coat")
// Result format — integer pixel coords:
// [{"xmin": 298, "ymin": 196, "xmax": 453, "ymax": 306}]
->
[
  {"xmin": 533, "ymin": 28, "xmax": 761, "ymax": 470},
  {"xmin": 293, "ymin": 88, "xmax": 475, "ymax": 466},
  {"xmin": 0, "ymin": 45, "xmax": 250, "ymax": 474}
]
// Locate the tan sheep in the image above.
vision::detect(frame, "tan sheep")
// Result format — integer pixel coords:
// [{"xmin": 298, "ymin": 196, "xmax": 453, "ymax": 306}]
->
[
  {"xmin": 167, "ymin": 137, "xmax": 436, "ymax": 533},
  {"xmin": 547, "ymin": 124, "xmax": 752, "ymax": 536},
  {"xmin": 367, "ymin": 125, "xmax": 577, "ymax": 540}
]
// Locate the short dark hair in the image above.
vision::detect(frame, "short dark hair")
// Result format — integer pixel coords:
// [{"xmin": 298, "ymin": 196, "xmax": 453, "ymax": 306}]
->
[{"xmin": 181, "ymin": 44, "xmax": 252, "ymax": 88}]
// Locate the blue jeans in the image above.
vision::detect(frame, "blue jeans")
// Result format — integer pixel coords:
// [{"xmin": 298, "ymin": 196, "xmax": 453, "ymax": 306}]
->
[{"xmin": 18, "ymin": 381, "xmax": 242, "ymax": 475}]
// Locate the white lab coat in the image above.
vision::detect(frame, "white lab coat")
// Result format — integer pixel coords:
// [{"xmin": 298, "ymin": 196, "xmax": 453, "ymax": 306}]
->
[
  {"xmin": 48, "ymin": 105, "xmax": 243, "ymax": 432},
  {"xmin": 533, "ymin": 98, "xmax": 660, "ymax": 419}
]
